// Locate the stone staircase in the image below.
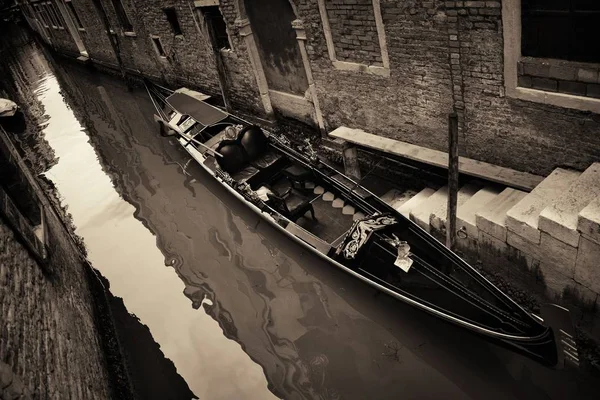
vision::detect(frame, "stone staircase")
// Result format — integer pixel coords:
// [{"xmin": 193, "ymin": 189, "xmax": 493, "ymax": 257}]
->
[{"xmin": 380, "ymin": 162, "xmax": 600, "ymax": 307}]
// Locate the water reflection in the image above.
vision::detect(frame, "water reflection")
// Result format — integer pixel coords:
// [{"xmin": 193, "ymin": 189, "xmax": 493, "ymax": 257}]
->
[
  {"xmin": 32, "ymin": 57, "xmax": 277, "ymax": 400},
  {"xmin": 5, "ymin": 34, "xmax": 600, "ymax": 400}
]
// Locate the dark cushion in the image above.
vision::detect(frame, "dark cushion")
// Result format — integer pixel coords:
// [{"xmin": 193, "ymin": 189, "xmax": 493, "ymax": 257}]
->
[
  {"xmin": 232, "ymin": 165, "xmax": 260, "ymax": 183},
  {"xmin": 238, "ymin": 126, "xmax": 268, "ymax": 161},
  {"xmin": 216, "ymin": 140, "xmax": 247, "ymax": 174},
  {"xmin": 252, "ymin": 150, "xmax": 282, "ymax": 170}
]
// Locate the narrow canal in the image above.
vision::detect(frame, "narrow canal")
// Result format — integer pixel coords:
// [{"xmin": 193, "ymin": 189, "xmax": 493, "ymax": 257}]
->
[{"xmin": 4, "ymin": 33, "xmax": 599, "ymax": 400}]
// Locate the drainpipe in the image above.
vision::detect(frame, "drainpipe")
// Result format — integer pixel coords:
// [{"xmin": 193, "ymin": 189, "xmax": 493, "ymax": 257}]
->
[{"xmin": 89, "ymin": 0, "xmax": 127, "ymax": 82}]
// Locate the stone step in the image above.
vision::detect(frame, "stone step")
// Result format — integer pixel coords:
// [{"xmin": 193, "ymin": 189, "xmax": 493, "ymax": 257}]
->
[
  {"xmin": 380, "ymin": 188, "xmax": 416, "ymax": 210},
  {"xmin": 476, "ymin": 187, "xmax": 528, "ymax": 242},
  {"xmin": 410, "ymin": 184, "xmax": 480, "ymax": 233},
  {"xmin": 578, "ymin": 196, "xmax": 600, "ymax": 245},
  {"xmin": 457, "ymin": 186, "xmax": 502, "ymax": 241},
  {"xmin": 397, "ymin": 187, "xmax": 436, "ymax": 219},
  {"xmin": 539, "ymin": 163, "xmax": 600, "ymax": 247},
  {"xmin": 430, "ymin": 183, "xmax": 482, "ymax": 232},
  {"xmin": 506, "ymin": 168, "xmax": 581, "ymax": 244}
]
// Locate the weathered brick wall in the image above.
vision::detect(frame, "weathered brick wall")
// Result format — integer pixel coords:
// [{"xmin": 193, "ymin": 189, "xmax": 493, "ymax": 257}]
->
[
  {"xmin": 299, "ymin": 0, "xmax": 455, "ymax": 151},
  {"xmin": 325, "ymin": 0, "xmax": 382, "ymax": 66},
  {"xmin": 0, "ymin": 211, "xmax": 112, "ymax": 399},
  {"xmin": 68, "ymin": 0, "xmax": 119, "ymax": 65},
  {"xmin": 29, "ymin": 0, "xmax": 600, "ymax": 175},
  {"xmin": 66, "ymin": 0, "xmax": 265, "ymax": 114},
  {"xmin": 451, "ymin": 1, "xmax": 600, "ymax": 175}
]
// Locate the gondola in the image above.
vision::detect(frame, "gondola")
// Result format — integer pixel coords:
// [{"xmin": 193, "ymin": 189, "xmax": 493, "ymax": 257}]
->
[{"xmin": 146, "ymin": 82, "xmax": 579, "ymax": 368}]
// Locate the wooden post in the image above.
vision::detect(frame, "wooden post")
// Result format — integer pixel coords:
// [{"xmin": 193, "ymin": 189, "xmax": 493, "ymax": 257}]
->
[{"xmin": 446, "ymin": 112, "xmax": 459, "ymax": 250}]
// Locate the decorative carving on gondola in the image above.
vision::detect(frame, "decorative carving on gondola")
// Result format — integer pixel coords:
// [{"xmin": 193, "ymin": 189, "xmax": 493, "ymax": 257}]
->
[
  {"xmin": 272, "ymin": 133, "xmax": 291, "ymax": 147},
  {"xmin": 302, "ymin": 138, "xmax": 319, "ymax": 164},
  {"xmin": 336, "ymin": 213, "xmax": 397, "ymax": 260},
  {"xmin": 237, "ymin": 181, "xmax": 262, "ymax": 205},
  {"xmin": 215, "ymin": 168, "xmax": 235, "ymax": 186}
]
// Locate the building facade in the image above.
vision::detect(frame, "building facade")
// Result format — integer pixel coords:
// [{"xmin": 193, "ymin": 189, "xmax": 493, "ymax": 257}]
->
[{"xmin": 20, "ymin": 0, "xmax": 600, "ymax": 176}]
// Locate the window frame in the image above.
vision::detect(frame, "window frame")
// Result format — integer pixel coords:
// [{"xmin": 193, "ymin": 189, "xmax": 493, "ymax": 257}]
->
[
  {"xmin": 503, "ymin": 0, "xmax": 600, "ymax": 113},
  {"xmin": 150, "ymin": 35, "xmax": 167, "ymax": 59},
  {"xmin": 199, "ymin": 5, "xmax": 232, "ymax": 52},
  {"xmin": 316, "ymin": 0, "xmax": 390, "ymax": 77},
  {"xmin": 109, "ymin": 0, "xmax": 135, "ymax": 34},
  {"xmin": 163, "ymin": 7, "xmax": 183, "ymax": 37},
  {"xmin": 65, "ymin": 0, "xmax": 85, "ymax": 31}
]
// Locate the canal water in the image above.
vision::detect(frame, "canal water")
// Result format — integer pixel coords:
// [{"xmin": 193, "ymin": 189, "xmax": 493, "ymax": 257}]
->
[{"xmin": 3, "ymin": 32, "xmax": 599, "ymax": 399}]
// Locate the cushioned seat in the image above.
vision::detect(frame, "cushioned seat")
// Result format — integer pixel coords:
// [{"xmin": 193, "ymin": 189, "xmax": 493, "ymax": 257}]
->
[
  {"xmin": 252, "ymin": 150, "xmax": 282, "ymax": 170},
  {"xmin": 232, "ymin": 165, "xmax": 260, "ymax": 183}
]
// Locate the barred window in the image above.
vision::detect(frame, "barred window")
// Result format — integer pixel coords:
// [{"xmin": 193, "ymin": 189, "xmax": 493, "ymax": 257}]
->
[{"xmin": 522, "ymin": 0, "xmax": 600, "ymax": 63}]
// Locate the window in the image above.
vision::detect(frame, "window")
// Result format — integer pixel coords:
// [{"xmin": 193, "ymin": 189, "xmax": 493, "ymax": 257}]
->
[
  {"xmin": 43, "ymin": 3, "xmax": 58, "ymax": 28},
  {"xmin": 163, "ymin": 7, "xmax": 182, "ymax": 36},
  {"xmin": 34, "ymin": 4, "xmax": 49, "ymax": 28},
  {"xmin": 201, "ymin": 6, "xmax": 230, "ymax": 51},
  {"xmin": 151, "ymin": 36, "xmax": 166, "ymax": 57},
  {"xmin": 316, "ymin": 0, "xmax": 389, "ymax": 76},
  {"xmin": 65, "ymin": 0, "xmax": 84, "ymax": 30},
  {"xmin": 522, "ymin": 0, "xmax": 600, "ymax": 63},
  {"xmin": 109, "ymin": 0, "xmax": 134, "ymax": 33}
]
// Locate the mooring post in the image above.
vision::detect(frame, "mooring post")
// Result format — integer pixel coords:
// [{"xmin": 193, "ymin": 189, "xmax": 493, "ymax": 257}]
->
[{"xmin": 446, "ymin": 112, "xmax": 459, "ymax": 250}]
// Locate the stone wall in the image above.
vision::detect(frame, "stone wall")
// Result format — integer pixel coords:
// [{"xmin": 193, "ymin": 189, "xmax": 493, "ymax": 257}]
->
[
  {"xmin": 25, "ymin": 0, "xmax": 600, "ymax": 176},
  {"xmin": 0, "ymin": 207, "xmax": 112, "ymax": 399},
  {"xmin": 449, "ymin": 1, "xmax": 600, "ymax": 175}
]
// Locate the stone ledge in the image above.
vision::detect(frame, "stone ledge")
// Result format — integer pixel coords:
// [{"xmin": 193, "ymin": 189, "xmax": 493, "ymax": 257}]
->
[{"xmin": 329, "ymin": 127, "xmax": 543, "ymax": 191}]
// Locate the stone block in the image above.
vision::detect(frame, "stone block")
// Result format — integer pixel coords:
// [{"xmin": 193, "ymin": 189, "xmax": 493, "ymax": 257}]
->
[
  {"xmin": 430, "ymin": 183, "xmax": 481, "ymax": 232},
  {"xmin": 587, "ymin": 83, "xmax": 600, "ymax": 99},
  {"xmin": 411, "ymin": 186, "xmax": 449, "ymax": 232},
  {"xmin": 517, "ymin": 75, "xmax": 532, "ymax": 88},
  {"xmin": 574, "ymin": 236, "xmax": 600, "ymax": 294},
  {"xmin": 380, "ymin": 189, "xmax": 415, "ymax": 211},
  {"xmin": 540, "ymin": 232, "xmax": 577, "ymax": 276},
  {"xmin": 548, "ymin": 65, "xmax": 577, "ymax": 81},
  {"xmin": 398, "ymin": 187, "xmax": 435, "ymax": 219},
  {"xmin": 577, "ymin": 68, "xmax": 598, "ymax": 83},
  {"xmin": 538, "ymin": 262, "xmax": 575, "ymax": 301},
  {"xmin": 539, "ymin": 163, "xmax": 600, "ymax": 247},
  {"xmin": 558, "ymin": 80, "xmax": 587, "ymax": 96},
  {"xmin": 506, "ymin": 168, "xmax": 580, "ymax": 245},
  {"xmin": 507, "ymin": 230, "xmax": 542, "ymax": 260},
  {"xmin": 507, "ymin": 231, "xmax": 577, "ymax": 277},
  {"xmin": 457, "ymin": 186, "xmax": 501, "ymax": 241},
  {"xmin": 531, "ymin": 77, "xmax": 558, "ymax": 92},
  {"xmin": 578, "ymin": 197, "xmax": 600, "ymax": 245},
  {"xmin": 522, "ymin": 61, "xmax": 549, "ymax": 77},
  {"xmin": 478, "ymin": 230, "xmax": 508, "ymax": 255},
  {"xmin": 476, "ymin": 188, "xmax": 527, "ymax": 242}
]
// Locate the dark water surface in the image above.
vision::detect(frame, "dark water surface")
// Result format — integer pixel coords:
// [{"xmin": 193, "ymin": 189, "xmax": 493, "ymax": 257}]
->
[{"xmin": 4, "ymin": 35, "xmax": 600, "ymax": 399}]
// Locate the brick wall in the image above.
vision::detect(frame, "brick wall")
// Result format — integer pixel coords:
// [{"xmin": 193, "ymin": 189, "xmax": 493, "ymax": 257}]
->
[
  {"xmin": 325, "ymin": 0, "xmax": 383, "ymax": 66},
  {"xmin": 29, "ymin": 0, "xmax": 600, "ymax": 176},
  {"xmin": 68, "ymin": 0, "xmax": 119, "ymax": 65},
  {"xmin": 450, "ymin": 1, "xmax": 600, "ymax": 175},
  {"xmin": 0, "ymin": 209, "xmax": 112, "ymax": 399},
  {"xmin": 300, "ymin": 0, "xmax": 455, "ymax": 150}
]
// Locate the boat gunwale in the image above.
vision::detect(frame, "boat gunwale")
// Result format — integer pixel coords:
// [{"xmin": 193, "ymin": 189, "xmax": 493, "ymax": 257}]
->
[{"xmin": 178, "ymin": 136, "xmax": 552, "ymax": 344}]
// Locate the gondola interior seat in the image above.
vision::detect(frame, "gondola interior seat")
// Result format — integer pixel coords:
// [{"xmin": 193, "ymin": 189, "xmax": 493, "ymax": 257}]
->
[
  {"xmin": 238, "ymin": 126, "xmax": 282, "ymax": 170},
  {"xmin": 215, "ymin": 140, "xmax": 260, "ymax": 183}
]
